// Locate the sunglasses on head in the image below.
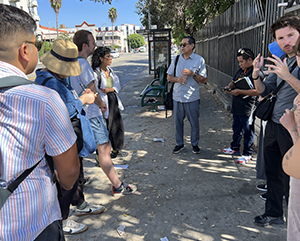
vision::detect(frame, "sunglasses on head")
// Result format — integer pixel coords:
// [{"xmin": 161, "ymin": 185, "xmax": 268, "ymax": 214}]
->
[
  {"xmin": 238, "ymin": 48, "xmax": 251, "ymax": 58},
  {"xmin": 180, "ymin": 43, "xmax": 190, "ymax": 47},
  {"xmin": 22, "ymin": 40, "xmax": 44, "ymax": 51}
]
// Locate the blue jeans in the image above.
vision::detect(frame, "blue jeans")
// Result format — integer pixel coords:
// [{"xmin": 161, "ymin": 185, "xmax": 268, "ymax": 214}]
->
[
  {"xmin": 89, "ymin": 116, "xmax": 109, "ymax": 145},
  {"xmin": 173, "ymin": 100, "xmax": 200, "ymax": 146},
  {"xmin": 230, "ymin": 114, "xmax": 255, "ymax": 156}
]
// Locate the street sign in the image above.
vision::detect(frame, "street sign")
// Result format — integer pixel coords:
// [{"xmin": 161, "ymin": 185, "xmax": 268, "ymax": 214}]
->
[{"xmin": 137, "ymin": 29, "xmax": 150, "ymax": 35}]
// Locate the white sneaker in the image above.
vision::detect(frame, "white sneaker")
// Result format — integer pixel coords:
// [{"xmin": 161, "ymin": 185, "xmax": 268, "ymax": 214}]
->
[
  {"xmin": 76, "ymin": 202, "xmax": 105, "ymax": 217},
  {"xmin": 222, "ymin": 147, "xmax": 239, "ymax": 155},
  {"xmin": 237, "ymin": 155, "xmax": 252, "ymax": 164},
  {"xmin": 63, "ymin": 219, "xmax": 88, "ymax": 234}
]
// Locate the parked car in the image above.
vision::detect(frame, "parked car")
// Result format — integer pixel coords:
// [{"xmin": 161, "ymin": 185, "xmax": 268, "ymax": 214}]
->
[
  {"xmin": 111, "ymin": 50, "xmax": 120, "ymax": 58},
  {"xmin": 139, "ymin": 47, "xmax": 146, "ymax": 52},
  {"xmin": 133, "ymin": 48, "xmax": 139, "ymax": 53}
]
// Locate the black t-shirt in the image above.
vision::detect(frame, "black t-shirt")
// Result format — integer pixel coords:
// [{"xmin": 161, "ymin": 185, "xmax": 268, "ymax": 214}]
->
[{"xmin": 231, "ymin": 66, "xmax": 256, "ymax": 116}]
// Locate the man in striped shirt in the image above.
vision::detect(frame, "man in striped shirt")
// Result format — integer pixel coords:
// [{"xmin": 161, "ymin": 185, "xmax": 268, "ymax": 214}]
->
[{"xmin": 0, "ymin": 4, "xmax": 80, "ymax": 241}]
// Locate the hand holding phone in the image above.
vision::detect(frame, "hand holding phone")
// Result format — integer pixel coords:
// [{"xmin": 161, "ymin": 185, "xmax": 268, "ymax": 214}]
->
[{"xmin": 223, "ymin": 87, "xmax": 231, "ymax": 92}]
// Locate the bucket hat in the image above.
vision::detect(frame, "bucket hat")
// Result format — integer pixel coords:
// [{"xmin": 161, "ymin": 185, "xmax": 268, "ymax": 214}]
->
[{"xmin": 41, "ymin": 39, "xmax": 81, "ymax": 76}]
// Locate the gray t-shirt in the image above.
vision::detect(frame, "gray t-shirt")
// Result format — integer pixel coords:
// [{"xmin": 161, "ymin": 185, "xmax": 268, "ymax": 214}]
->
[
  {"xmin": 261, "ymin": 55, "xmax": 299, "ymax": 124},
  {"xmin": 167, "ymin": 53, "xmax": 207, "ymax": 103}
]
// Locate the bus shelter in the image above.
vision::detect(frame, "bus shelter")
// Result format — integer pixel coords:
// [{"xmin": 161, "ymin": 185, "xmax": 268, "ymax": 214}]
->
[{"xmin": 137, "ymin": 29, "xmax": 172, "ymax": 75}]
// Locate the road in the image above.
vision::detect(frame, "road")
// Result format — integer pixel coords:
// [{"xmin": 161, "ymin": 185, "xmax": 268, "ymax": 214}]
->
[
  {"xmin": 27, "ymin": 52, "xmax": 150, "ymax": 87},
  {"xmin": 110, "ymin": 52, "xmax": 149, "ymax": 88}
]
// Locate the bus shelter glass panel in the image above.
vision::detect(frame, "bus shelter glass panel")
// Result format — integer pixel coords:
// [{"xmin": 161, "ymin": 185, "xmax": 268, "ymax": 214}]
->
[{"xmin": 154, "ymin": 41, "xmax": 169, "ymax": 68}]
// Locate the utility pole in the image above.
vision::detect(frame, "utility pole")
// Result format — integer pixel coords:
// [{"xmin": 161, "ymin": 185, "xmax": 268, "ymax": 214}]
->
[
  {"xmin": 148, "ymin": 0, "xmax": 151, "ymax": 29},
  {"xmin": 48, "ymin": 21, "xmax": 53, "ymax": 42}
]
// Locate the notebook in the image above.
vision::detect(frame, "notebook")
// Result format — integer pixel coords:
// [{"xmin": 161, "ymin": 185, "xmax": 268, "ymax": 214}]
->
[{"xmin": 234, "ymin": 76, "xmax": 254, "ymax": 90}]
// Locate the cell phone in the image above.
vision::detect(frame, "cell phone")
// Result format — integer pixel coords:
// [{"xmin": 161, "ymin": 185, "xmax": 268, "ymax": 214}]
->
[{"xmin": 222, "ymin": 87, "xmax": 231, "ymax": 92}]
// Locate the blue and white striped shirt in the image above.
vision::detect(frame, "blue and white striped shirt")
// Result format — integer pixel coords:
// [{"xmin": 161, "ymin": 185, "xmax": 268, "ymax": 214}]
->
[{"xmin": 0, "ymin": 61, "xmax": 77, "ymax": 240}]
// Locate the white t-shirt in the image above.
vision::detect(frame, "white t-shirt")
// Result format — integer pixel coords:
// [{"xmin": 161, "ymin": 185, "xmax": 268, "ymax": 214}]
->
[{"xmin": 70, "ymin": 57, "xmax": 102, "ymax": 119}]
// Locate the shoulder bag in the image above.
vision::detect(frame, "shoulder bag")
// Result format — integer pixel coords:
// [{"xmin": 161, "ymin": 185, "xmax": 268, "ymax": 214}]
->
[{"xmin": 165, "ymin": 55, "xmax": 180, "ymax": 110}]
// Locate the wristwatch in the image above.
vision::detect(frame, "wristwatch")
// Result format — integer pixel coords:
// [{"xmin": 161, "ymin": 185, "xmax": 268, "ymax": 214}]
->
[{"xmin": 193, "ymin": 73, "xmax": 197, "ymax": 78}]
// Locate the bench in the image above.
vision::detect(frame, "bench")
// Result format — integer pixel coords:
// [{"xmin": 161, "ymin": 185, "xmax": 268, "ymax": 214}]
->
[{"xmin": 140, "ymin": 65, "xmax": 168, "ymax": 112}]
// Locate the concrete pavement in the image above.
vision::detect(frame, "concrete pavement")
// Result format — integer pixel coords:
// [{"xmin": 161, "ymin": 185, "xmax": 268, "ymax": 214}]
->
[{"xmin": 65, "ymin": 70, "xmax": 287, "ymax": 241}]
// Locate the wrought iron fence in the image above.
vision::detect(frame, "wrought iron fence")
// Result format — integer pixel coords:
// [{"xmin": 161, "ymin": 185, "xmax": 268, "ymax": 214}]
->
[{"xmin": 193, "ymin": 0, "xmax": 286, "ymax": 106}]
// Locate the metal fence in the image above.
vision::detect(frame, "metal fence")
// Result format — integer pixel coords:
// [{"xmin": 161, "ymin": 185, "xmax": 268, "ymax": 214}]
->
[{"xmin": 193, "ymin": 0, "xmax": 286, "ymax": 107}]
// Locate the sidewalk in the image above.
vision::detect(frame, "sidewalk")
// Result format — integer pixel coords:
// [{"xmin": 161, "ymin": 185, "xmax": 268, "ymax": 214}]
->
[{"xmin": 65, "ymin": 71, "xmax": 287, "ymax": 241}]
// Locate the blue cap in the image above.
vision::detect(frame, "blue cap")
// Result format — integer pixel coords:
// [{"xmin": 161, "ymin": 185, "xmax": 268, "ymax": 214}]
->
[{"xmin": 268, "ymin": 41, "xmax": 285, "ymax": 58}]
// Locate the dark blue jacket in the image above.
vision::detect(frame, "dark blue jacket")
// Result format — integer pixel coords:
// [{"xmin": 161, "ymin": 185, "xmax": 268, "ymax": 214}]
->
[{"xmin": 35, "ymin": 69, "xmax": 96, "ymax": 157}]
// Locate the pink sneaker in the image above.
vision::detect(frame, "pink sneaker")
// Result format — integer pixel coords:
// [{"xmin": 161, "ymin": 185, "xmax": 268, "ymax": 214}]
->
[{"xmin": 237, "ymin": 155, "xmax": 252, "ymax": 164}]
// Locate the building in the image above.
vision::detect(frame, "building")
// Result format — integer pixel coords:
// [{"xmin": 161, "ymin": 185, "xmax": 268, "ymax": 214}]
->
[
  {"xmin": 95, "ymin": 29, "xmax": 123, "ymax": 51},
  {"xmin": 0, "ymin": 0, "xmax": 42, "ymax": 37},
  {"xmin": 97, "ymin": 24, "xmax": 142, "ymax": 53},
  {"xmin": 39, "ymin": 24, "xmax": 68, "ymax": 42}
]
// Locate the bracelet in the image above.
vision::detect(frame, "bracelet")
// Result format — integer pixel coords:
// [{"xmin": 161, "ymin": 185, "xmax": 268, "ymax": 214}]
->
[{"xmin": 253, "ymin": 75, "xmax": 260, "ymax": 80}]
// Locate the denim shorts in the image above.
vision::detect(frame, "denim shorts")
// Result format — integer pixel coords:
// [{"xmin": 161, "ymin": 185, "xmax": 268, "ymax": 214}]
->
[{"xmin": 89, "ymin": 116, "xmax": 109, "ymax": 145}]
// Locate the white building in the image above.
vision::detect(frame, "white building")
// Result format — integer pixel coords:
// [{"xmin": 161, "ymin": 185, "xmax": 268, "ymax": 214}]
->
[
  {"xmin": 0, "ymin": 0, "xmax": 42, "ymax": 38},
  {"xmin": 60, "ymin": 21, "xmax": 97, "ymax": 41},
  {"xmin": 39, "ymin": 24, "xmax": 68, "ymax": 42},
  {"xmin": 95, "ymin": 30, "xmax": 123, "ymax": 51},
  {"xmin": 97, "ymin": 24, "xmax": 142, "ymax": 53}
]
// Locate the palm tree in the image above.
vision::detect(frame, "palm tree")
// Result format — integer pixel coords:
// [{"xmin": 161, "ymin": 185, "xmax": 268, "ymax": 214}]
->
[
  {"xmin": 108, "ymin": 7, "xmax": 117, "ymax": 48},
  {"xmin": 49, "ymin": 0, "xmax": 62, "ymax": 37}
]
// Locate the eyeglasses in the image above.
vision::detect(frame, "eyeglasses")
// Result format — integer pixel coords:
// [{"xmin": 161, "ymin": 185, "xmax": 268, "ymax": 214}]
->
[
  {"xmin": 180, "ymin": 43, "xmax": 190, "ymax": 48},
  {"xmin": 238, "ymin": 48, "xmax": 251, "ymax": 58},
  {"xmin": 22, "ymin": 40, "xmax": 43, "ymax": 51}
]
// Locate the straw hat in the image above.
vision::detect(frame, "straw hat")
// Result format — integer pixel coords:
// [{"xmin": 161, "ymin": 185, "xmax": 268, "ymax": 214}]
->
[{"xmin": 41, "ymin": 39, "xmax": 81, "ymax": 76}]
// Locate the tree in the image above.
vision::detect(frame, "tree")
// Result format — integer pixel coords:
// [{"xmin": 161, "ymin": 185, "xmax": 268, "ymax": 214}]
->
[
  {"xmin": 50, "ymin": 0, "xmax": 113, "ymax": 37},
  {"xmin": 57, "ymin": 33, "xmax": 73, "ymax": 42},
  {"xmin": 108, "ymin": 7, "xmax": 117, "ymax": 46},
  {"xmin": 80, "ymin": 0, "xmax": 112, "ymax": 2},
  {"xmin": 135, "ymin": 0, "xmax": 235, "ymax": 40},
  {"xmin": 129, "ymin": 33, "xmax": 145, "ymax": 49},
  {"xmin": 49, "ymin": 0, "xmax": 62, "ymax": 37}
]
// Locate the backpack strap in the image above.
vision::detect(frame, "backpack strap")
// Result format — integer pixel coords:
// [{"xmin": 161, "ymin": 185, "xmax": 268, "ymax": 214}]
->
[
  {"xmin": 7, "ymin": 160, "xmax": 42, "ymax": 192},
  {"xmin": 0, "ymin": 76, "xmax": 41, "ymax": 196},
  {"xmin": 174, "ymin": 55, "xmax": 180, "ymax": 78},
  {"xmin": 0, "ymin": 76, "xmax": 35, "ymax": 89},
  {"xmin": 41, "ymin": 76, "xmax": 53, "ymax": 86},
  {"xmin": 169, "ymin": 55, "xmax": 180, "ymax": 91}
]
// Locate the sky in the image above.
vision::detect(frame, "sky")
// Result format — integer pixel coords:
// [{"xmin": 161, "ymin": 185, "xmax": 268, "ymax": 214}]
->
[{"xmin": 37, "ymin": 0, "xmax": 143, "ymax": 29}]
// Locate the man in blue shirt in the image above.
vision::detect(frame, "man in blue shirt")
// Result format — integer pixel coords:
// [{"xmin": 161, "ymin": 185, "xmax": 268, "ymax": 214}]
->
[{"xmin": 167, "ymin": 36, "xmax": 207, "ymax": 154}]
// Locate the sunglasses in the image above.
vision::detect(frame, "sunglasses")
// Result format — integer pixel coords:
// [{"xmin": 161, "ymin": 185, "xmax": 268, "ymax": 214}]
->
[
  {"xmin": 22, "ymin": 40, "xmax": 43, "ymax": 51},
  {"xmin": 238, "ymin": 48, "xmax": 251, "ymax": 57},
  {"xmin": 180, "ymin": 43, "xmax": 190, "ymax": 47}
]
